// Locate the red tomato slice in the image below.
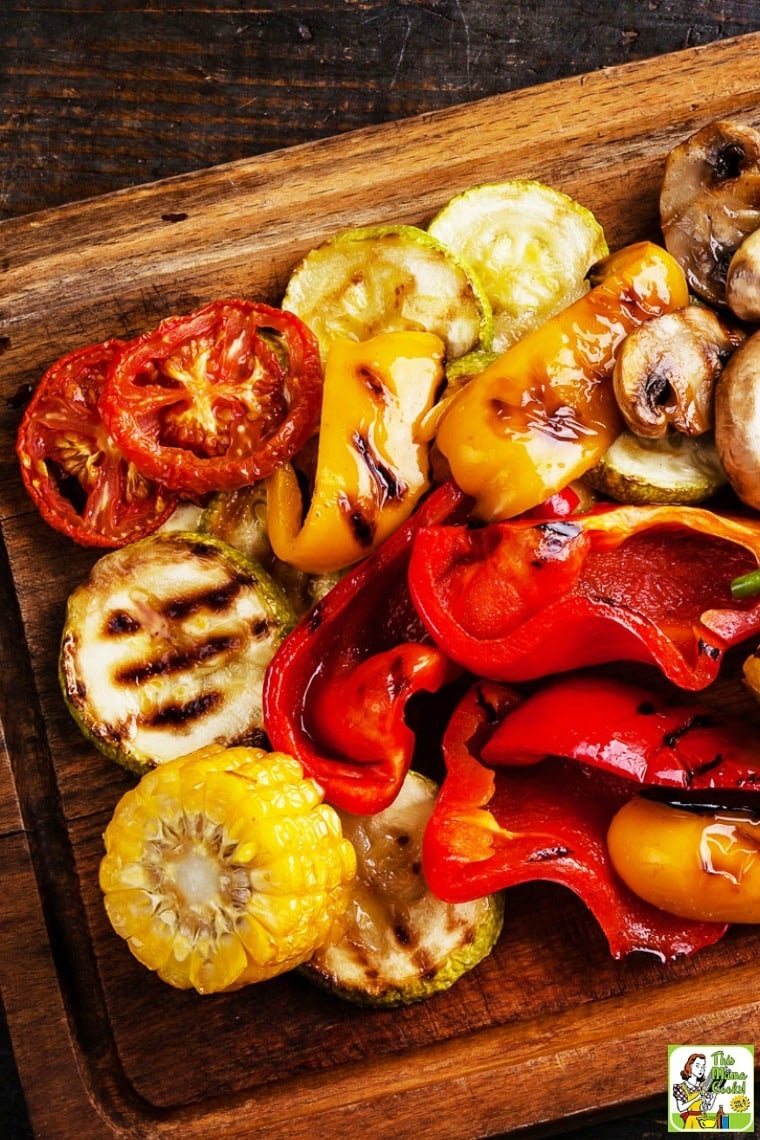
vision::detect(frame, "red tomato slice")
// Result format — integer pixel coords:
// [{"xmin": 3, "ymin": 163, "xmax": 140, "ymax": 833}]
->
[
  {"xmin": 99, "ymin": 300, "xmax": 323, "ymax": 495},
  {"xmin": 16, "ymin": 340, "xmax": 178, "ymax": 547}
]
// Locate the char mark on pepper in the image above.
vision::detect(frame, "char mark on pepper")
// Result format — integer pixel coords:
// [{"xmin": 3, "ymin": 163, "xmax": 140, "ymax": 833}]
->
[
  {"xmin": 663, "ymin": 712, "xmax": 715, "ymax": 749},
  {"xmin": 351, "ymin": 430, "xmax": 408, "ymax": 504},
  {"xmin": 534, "ymin": 403, "xmax": 598, "ymax": 441},
  {"xmin": 338, "ymin": 490, "xmax": 375, "ymax": 547},
  {"xmin": 356, "ymin": 364, "xmax": 390, "ymax": 402},
  {"xmin": 697, "ymin": 638, "xmax": 722, "ymax": 660},
  {"xmin": 527, "ymin": 846, "xmax": 572, "ymax": 861},
  {"xmin": 535, "ymin": 518, "xmax": 581, "ymax": 555}
]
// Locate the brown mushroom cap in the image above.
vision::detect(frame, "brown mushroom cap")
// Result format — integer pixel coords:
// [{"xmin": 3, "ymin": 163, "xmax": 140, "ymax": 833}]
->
[
  {"xmin": 714, "ymin": 327, "xmax": 760, "ymax": 509},
  {"xmin": 660, "ymin": 119, "xmax": 760, "ymax": 306},
  {"xmin": 612, "ymin": 305, "xmax": 743, "ymax": 438},
  {"xmin": 726, "ymin": 226, "xmax": 760, "ymax": 322}
]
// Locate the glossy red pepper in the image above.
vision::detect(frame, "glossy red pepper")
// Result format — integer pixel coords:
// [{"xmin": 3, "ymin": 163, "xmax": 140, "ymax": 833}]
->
[
  {"xmin": 262, "ymin": 481, "xmax": 468, "ymax": 813},
  {"xmin": 422, "ymin": 679, "xmax": 729, "ymax": 960},
  {"xmin": 408, "ymin": 503, "xmax": 760, "ymax": 690},
  {"xmin": 482, "ymin": 673, "xmax": 760, "ymax": 790}
]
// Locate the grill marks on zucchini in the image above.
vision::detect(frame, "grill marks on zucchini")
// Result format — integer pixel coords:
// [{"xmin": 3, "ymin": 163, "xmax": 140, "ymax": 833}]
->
[
  {"xmin": 301, "ymin": 771, "xmax": 504, "ymax": 1007},
  {"xmin": 59, "ymin": 531, "xmax": 295, "ymax": 774}
]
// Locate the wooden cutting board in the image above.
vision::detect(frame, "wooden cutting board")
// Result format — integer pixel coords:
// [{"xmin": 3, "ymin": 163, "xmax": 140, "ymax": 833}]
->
[{"xmin": 2, "ymin": 32, "xmax": 760, "ymax": 1140}]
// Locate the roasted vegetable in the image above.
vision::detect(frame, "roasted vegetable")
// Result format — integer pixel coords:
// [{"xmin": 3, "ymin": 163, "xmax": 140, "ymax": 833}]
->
[
  {"xmin": 660, "ymin": 119, "xmax": 760, "ymax": 306},
  {"xmin": 263, "ymin": 480, "xmax": 467, "ymax": 814},
  {"xmin": 611, "ymin": 305, "xmax": 743, "ymax": 439},
  {"xmin": 60, "ymin": 531, "xmax": 294, "ymax": 773},
  {"xmin": 421, "ymin": 679, "xmax": 728, "ymax": 960},
  {"xmin": 99, "ymin": 745, "xmax": 357, "ymax": 993},
  {"xmin": 726, "ymin": 225, "xmax": 760, "ymax": 320},
  {"xmin": 434, "ymin": 241, "xmax": 689, "ymax": 521},
  {"xmin": 282, "ymin": 224, "xmax": 492, "ymax": 361},
  {"xmin": 15, "ymin": 339, "xmax": 177, "ymax": 547},
  {"xmin": 427, "ymin": 178, "xmax": 608, "ymax": 352},
  {"xmin": 584, "ymin": 430, "xmax": 727, "ymax": 505},
  {"xmin": 267, "ymin": 330, "xmax": 445, "ymax": 574},
  {"xmin": 302, "ymin": 771, "xmax": 503, "ymax": 1006},
  {"xmin": 481, "ymin": 674, "xmax": 760, "ymax": 790},
  {"xmin": 715, "ymin": 329, "xmax": 760, "ymax": 510},
  {"xmin": 607, "ymin": 796, "xmax": 760, "ymax": 925},
  {"xmin": 408, "ymin": 503, "xmax": 760, "ymax": 690},
  {"xmin": 99, "ymin": 300, "xmax": 324, "ymax": 496}
]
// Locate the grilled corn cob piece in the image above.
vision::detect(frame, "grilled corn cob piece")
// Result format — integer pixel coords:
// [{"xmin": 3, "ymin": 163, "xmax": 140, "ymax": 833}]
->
[{"xmin": 99, "ymin": 745, "xmax": 357, "ymax": 993}]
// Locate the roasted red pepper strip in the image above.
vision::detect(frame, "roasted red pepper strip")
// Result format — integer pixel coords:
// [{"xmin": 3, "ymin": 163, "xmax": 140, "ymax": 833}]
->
[
  {"xmin": 408, "ymin": 503, "xmax": 760, "ymax": 690},
  {"xmin": 263, "ymin": 481, "xmax": 468, "ymax": 813},
  {"xmin": 422, "ymin": 679, "xmax": 728, "ymax": 959},
  {"xmin": 481, "ymin": 673, "xmax": 760, "ymax": 791}
]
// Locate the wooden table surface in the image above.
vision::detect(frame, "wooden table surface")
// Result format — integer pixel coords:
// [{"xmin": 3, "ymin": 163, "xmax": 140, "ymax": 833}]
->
[{"xmin": 2, "ymin": 4, "xmax": 760, "ymax": 1138}]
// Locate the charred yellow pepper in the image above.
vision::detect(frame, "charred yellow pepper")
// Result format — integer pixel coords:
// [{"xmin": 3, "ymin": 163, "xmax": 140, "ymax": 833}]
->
[
  {"xmin": 435, "ymin": 241, "xmax": 690, "ymax": 520},
  {"xmin": 267, "ymin": 330, "xmax": 444, "ymax": 573}
]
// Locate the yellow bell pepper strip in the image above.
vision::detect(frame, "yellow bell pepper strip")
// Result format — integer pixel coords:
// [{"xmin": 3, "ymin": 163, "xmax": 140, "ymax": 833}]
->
[
  {"xmin": 267, "ymin": 330, "xmax": 445, "ymax": 574},
  {"xmin": 408, "ymin": 502, "xmax": 760, "ymax": 690},
  {"xmin": 434, "ymin": 241, "xmax": 690, "ymax": 520},
  {"xmin": 421, "ymin": 678, "xmax": 729, "ymax": 960}
]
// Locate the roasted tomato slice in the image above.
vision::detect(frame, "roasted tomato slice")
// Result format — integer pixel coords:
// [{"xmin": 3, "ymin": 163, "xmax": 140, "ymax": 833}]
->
[
  {"xmin": 99, "ymin": 300, "xmax": 324, "ymax": 495},
  {"xmin": 16, "ymin": 340, "xmax": 178, "ymax": 547}
]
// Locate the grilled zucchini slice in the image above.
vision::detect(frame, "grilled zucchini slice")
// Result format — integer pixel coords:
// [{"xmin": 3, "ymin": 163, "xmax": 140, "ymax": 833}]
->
[
  {"xmin": 584, "ymin": 430, "xmax": 727, "ymax": 504},
  {"xmin": 282, "ymin": 224, "xmax": 492, "ymax": 362},
  {"xmin": 428, "ymin": 179, "xmax": 608, "ymax": 352},
  {"xmin": 59, "ymin": 531, "xmax": 295, "ymax": 774},
  {"xmin": 301, "ymin": 771, "xmax": 504, "ymax": 1007}
]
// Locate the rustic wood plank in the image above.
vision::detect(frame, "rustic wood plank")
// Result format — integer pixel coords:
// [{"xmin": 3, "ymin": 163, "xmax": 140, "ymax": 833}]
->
[
  {"xmin": 2, "ymin": 33, "xmax": 760, "ymax": 396},
  {"xmin": 2, "ymin": 29, "xmax": 760, "ymax": 1140},
  {"xmin": 2, "ymin": 1, "xmax": 758, "ymax": 222}
]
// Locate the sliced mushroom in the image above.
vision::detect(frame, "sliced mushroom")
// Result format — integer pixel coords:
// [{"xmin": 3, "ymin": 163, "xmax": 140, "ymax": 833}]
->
[
  {"xmin": 726, "ymin": 226, "xmax": 760, "ymax": 322},
  {"xmin": 660, "ymin": 119, "xmax": 760, "ymax": 305},
  {"xmin": 612, "ymin": 305, "xmax": 744, "ymax": 438},
  {"xmin": 714, "ymin": 328, "xmax": 760, "ymax": 509}
]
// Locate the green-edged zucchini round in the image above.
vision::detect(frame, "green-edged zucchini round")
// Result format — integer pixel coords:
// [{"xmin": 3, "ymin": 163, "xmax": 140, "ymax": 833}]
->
[
  {"xmin": 427, "ymin": 179, "xmax": 608, "ymax": 353},
  {"xmin": 301, "ymin": 771, "xmax": 504, "ymax": 1007},
  {"xmin": 59, "ymin": 531, "xmax": 295, "ymax": 774},
  {"xmin": 282, "ymin": 224, "xmax": 493, "ymax": 362},
  {"xmin": 583, "ymin": 429, "xmax": 727, "ymax": 504}
]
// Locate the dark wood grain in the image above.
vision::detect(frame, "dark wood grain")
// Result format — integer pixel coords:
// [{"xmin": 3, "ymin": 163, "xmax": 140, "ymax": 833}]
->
[
  {"xmin": 3, "ymin": 6, "xmax": 760, "ymax": 1140},
  {"xmin": 2, "ymin": 0, "xmax": 759, "ymax": 222}
]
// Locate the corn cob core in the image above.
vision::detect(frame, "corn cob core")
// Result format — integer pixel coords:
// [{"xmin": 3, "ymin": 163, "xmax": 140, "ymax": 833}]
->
[{"xmin": 99, "ymin": 745, "xmax": 357, "ymax": 993}]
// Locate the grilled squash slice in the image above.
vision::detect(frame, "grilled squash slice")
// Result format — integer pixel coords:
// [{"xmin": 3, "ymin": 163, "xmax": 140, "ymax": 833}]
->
[
  {"xmin": 427, "ymin": 179, "xmax": 607, "ymax": 353},
  {"xmin": 282, "ymin": 224, "xmax": 492, "ymax": 362},
  {"xmin": 59, "ymin": 531, "xmax": 295, "ymax": 773},
  {"xmin": 301, "ymin": 771, "xmax": 504, "ymax": 1006}
]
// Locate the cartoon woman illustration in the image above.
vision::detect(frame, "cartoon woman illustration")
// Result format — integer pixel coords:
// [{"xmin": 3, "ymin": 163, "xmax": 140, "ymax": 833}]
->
[{"xmin": 672, "ymin": 1053, "xmax": 716, "ymax": 1129}]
